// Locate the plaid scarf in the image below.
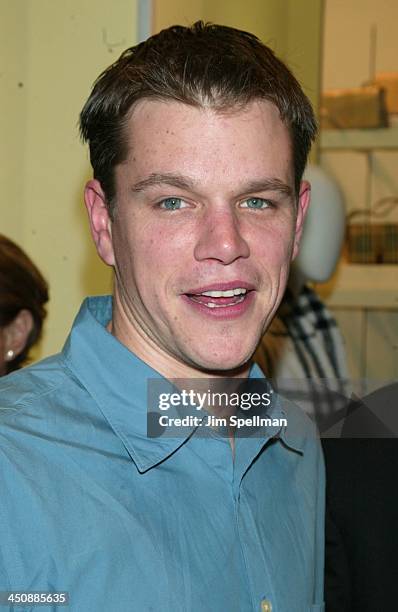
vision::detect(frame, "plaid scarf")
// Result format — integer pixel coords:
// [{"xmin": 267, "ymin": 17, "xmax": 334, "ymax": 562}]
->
[{"xmin": 255, "ymin": 285, "xmax": 350, "ymax": 420}]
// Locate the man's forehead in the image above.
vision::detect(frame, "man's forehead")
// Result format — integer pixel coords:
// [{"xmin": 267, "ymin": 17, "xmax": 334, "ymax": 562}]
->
[
  {"xmin": 117, "ymin": 97, "xmax": 295, "ymax": 193},
  {"xmin": 123, "ymin": 97, "xmax": 291, "ymax": 162}
]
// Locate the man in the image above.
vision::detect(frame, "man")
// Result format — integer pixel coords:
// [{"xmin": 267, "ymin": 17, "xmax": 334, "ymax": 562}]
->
[{"xmin": 0, "ymin": 22, "xmax": 324, "ymax": 612}]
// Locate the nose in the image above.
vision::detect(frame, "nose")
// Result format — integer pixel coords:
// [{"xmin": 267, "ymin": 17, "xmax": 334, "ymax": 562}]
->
[{"xmin": 193, "ymin": 206, "xmax": 250, "ymax": 265}]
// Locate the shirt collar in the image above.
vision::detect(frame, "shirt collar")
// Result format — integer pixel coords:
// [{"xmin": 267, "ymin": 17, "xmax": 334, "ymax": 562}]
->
[
  {"xmin": 62, "ymin": 296, "xmax": 303, "ymax": 473},
  {"xmin": 248, "ymin": 363, "xmax": 305, "ymax": 454}
]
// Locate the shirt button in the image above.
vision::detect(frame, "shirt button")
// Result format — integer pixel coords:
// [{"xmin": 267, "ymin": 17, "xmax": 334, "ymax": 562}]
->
[{"xmin": 260, "ymin": 599, "xmax": 272, "ymax": 612}]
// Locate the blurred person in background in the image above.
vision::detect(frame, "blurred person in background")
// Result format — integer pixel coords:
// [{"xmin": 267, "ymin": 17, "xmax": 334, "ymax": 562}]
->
[{"xmin": 0, "ymin": 234, "xmax": 48, "ymax": 376}]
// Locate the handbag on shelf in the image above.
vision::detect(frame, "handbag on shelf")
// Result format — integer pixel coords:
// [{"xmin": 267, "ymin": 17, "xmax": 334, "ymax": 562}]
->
[{"xmin": 346, "ymin": 197, "xmax": 398, "ymax": 264}]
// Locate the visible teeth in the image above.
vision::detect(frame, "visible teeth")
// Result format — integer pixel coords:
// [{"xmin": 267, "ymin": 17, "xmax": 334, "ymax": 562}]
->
[
  {"xmin": 201, "ymin": 288, "xmax": 247, "ymax": 297},
  {"xmin": 205, "ymin": 297, "xmax": 245, "ymax": 308}
]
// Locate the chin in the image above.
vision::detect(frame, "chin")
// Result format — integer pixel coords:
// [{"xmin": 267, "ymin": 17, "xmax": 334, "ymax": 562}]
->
[{"xmin": 188, "ymin": 346, "xmax": 255, "ymax": 375}]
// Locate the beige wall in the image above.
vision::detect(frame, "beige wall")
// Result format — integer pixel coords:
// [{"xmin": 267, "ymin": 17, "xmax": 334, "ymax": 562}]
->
[
  {"xmin": 1, "ymin": 0, "xmax": 137, "ymax": 359},
  {"xmin": 0, "ymin": 1, "xmax": 27, "ymax": 240},
  {"xmin": 153, "ymin": 0, "xmax": 204, "ymax": 30},
  {"xmin": 153, "ymin": 0, "xmax": 323, "ymax": 115}
]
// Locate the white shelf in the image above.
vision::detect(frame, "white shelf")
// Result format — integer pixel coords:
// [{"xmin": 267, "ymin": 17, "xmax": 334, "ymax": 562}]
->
[
  {"xmin": 320, "ymin": 126, "xmax": 398, "ymax": 151},
  {"xmin": 315, "ymin": 263, "xmax": 398, "ymax": 308},
  {"xmin": 318, "ymin": 125, "xmax": 398, "ymax": 308}
]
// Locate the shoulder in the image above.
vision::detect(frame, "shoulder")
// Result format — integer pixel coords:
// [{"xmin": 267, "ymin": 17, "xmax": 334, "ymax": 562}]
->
[
  {"xmin": 0, "ymin": 353, "xmax": 83, "ymax": 419},
  {"xmin": 0, "ymin": 353, "xmax": 94, "ymax": 473}
]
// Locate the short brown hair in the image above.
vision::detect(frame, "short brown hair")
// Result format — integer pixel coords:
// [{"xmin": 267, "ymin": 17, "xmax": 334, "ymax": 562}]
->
[
  {"xmin": 0, "ymin": 235, "xmax": 49, "ymax": 373},
  {"xmin": 80, "ymin": 21, "xmax": 317, "ymax": 218}
]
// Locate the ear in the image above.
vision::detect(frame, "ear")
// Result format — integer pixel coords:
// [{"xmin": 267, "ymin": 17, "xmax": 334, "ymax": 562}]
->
[
  {"xmin": 84, "ymin": 179, "xmax": 115, "ymax": 266},
  {"xmin": 4, "ymin": 309, "xmax": 34, "ymax": 360},
  {"xmin": 291, "ymin": 180, "xmax": 311, "ymax": 260}
]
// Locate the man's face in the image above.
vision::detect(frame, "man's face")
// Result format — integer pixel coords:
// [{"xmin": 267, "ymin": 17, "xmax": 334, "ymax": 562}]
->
[{"xmin": 86, "ymin": 99, "xmax": 309, "ymax": 375}]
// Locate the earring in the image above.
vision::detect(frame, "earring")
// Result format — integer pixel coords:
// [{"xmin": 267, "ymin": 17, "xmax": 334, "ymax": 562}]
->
[{"xmin": 5, "ymin": 349, "xmax": 14, "ymax": 360}]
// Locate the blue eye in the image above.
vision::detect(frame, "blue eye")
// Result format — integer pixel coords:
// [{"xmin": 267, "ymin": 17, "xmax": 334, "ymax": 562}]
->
[
  {"xmin": 242, "ymin": 198, "xmax": 271, "ymax": 209},
  {"xmin": 160, "ymin": 197, "xmax": 183, "ymax": 210}
]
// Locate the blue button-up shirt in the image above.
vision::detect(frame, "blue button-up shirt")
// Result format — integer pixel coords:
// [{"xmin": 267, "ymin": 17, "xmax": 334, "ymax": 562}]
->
[{"xmin": 0, "ymin": 296, "xmax": 324, "ymax": 611}]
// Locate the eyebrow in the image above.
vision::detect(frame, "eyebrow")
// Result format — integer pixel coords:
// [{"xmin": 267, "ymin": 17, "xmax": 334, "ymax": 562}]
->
[
  {"xmin": 130, "ymin": 172, "xmax": 293, "ymax": 198},
  {"xmin": 238, "ymin": 178, "xmax": 294, "ymax": 198},
  {"xmin": 130, "ymin": 173, "xmax": 195, "ymax": 194}
]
